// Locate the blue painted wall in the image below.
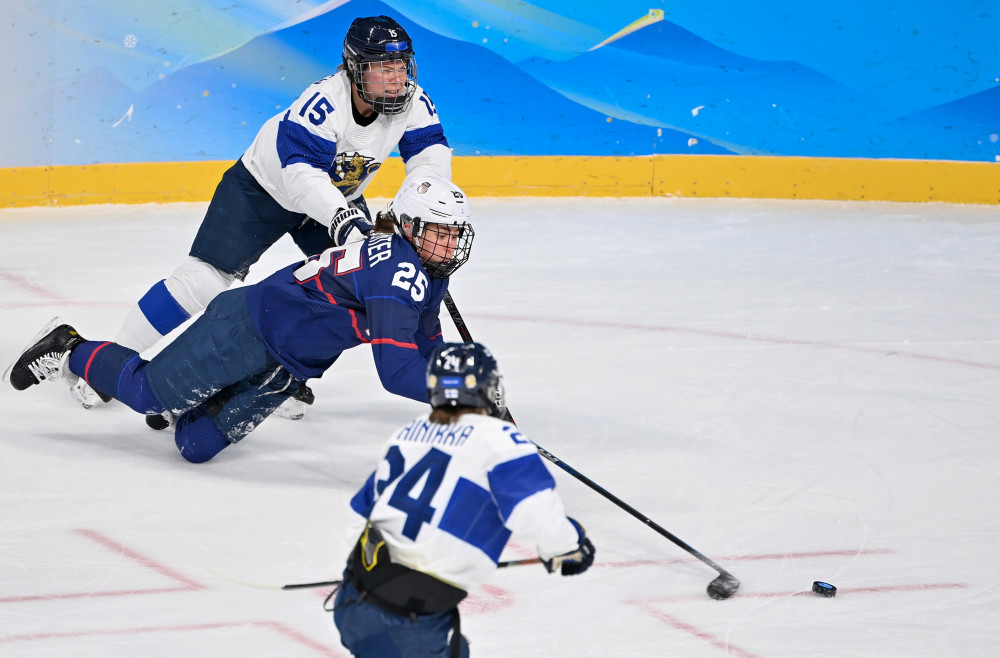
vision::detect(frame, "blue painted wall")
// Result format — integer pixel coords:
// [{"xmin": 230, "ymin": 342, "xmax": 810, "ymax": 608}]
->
[{"xmin": 5, "ymin": 1, "xmax": 999, "ymax": 166}]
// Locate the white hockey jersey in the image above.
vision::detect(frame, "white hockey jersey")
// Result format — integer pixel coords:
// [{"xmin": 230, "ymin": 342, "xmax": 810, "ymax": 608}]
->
[
  {"xmin": 348, "ymin": 412, "xmax": 582, "ymax": 592},
  {"xmin": 241, "ymin": 71, "xmax": 451, "ymax": 228}
]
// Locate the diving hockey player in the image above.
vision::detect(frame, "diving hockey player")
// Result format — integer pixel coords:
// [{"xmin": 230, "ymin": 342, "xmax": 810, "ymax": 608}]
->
[{"xmin": 5, "ymin": 177, "xmax": 471, "ymax": 464}]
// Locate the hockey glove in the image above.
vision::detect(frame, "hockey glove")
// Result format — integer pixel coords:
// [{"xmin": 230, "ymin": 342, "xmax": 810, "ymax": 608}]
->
[
  {"xmin": 329, "ymin": 207, "xmax": 373, "ymax": 246},
  {"xmin": 543, "ymin": 518, "xmax": 595, "ymax": 576}
]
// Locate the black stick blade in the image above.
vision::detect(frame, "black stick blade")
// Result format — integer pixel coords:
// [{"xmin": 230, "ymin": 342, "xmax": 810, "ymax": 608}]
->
[{"xmin": 707, "ymin": 574, "xmax": 740, "ymax": 600}]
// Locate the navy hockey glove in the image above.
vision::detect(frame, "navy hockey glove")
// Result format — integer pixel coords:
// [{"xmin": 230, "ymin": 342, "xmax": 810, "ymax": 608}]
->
[
  {"xmin": 329, "ymin": 207, "xmax": 373, "ymax": 246},
  {"xmin": 543, "ymin": 518, "xmax": 595, "ymax": 576}
]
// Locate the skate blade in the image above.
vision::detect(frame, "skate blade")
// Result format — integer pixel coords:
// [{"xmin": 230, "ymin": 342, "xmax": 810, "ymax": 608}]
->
[{"xmin": 2, "ymin": 316, "xmax": 63, "ymax": 386}]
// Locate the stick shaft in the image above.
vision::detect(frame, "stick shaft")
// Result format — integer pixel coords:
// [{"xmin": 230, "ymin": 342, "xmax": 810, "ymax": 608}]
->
[
  {"xmin": 497, "ymin": 557, "xmax": 541, "ymax": 568},
  {"xmin": 441, "ymin": 291, "xmax": 736, "ymax": 580},
  {"xmin": 281, "ymin": 580, "xmax": 340, "ymax": 590}
]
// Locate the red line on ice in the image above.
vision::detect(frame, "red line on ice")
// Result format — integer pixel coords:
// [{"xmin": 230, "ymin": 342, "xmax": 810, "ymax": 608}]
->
[
  {"xmin": 0, "ymin": 529, "xmax": 205, "ymax": 604},
  {"xmin": 74, "ymin": 528, "xmax": 206, "ymax": 591},
  {"xmin": 600, "ymin": 547, "xmax": 895, "ymax": 569},
  {"xmin": 0, "ymin": 620, "xmax": 345, "ymax": 656},
  {"xmin": 701, "ymin": 581, "xmax": 968, "ymax": 601},
  {"xmin": 475, "ymin": 313, "xmax": 1000, "ymax": 372},
  {"xmin": 0, "ymin": 587, "xmax": 191, "ymax": 604},
  {"xmin": 0, "ymin": 269, "xmax": 69, "ymax": 303},
  {"xmin": 627, "ymin": 599, "xmax": 764, "ymax": 658}
]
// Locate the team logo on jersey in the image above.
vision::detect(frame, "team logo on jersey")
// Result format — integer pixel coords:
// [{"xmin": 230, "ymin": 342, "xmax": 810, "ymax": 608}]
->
[{"xmin": 330, "ymin": 152, "xmax": 381, "ymax": 197}]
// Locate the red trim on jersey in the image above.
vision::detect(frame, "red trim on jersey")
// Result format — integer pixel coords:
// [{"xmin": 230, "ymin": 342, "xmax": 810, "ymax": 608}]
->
[
  {"xmin": 300, "ymin": 275, "xmax": 338, "ymax": 305},
  {"xmin": 350, "ymin": 310, "xmax": 370, "ymax": 343},
  {"xmin": 371, "ymin": 338, "xmax": 418, "ymax": 349},
  {"xmin": 84, "ymin": 342, "xmax": 114, "ymax": 383}
]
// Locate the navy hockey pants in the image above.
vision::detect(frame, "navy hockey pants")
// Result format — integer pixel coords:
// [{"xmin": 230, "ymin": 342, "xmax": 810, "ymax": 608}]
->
[
  {"xmin": 147, "ymin": 287, "xmax": 296, "ymax": 461},
  {"xmin": 190, "ymin": 159, "xmax": 370, "ymax": 279},
  {"xmin": 71, "ymin": 287, "xmax": 297, "ymax": 463},
  {"xmin": 333, "ymin": 579, "xmax": 469, "ymax": 658}
]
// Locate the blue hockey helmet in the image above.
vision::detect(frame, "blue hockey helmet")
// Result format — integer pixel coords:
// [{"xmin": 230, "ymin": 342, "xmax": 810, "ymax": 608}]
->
[
  {"xmin": 427, "ymin": 343, "xmax": 506, "ymax": 418},
  {"xmin": 343, "ymin": 16, "xmax": 417, "ymax": 115}
]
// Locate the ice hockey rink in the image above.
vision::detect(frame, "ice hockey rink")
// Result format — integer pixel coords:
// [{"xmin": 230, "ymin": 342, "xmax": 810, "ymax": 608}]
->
[{"xmin": 1, "ymin": 196, "xmax": 998, "ymax": 657}]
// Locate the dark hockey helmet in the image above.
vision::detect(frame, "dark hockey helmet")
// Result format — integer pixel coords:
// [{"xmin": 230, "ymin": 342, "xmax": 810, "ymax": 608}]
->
[
  {"xmin": 343, "ymin": 15, "xmax": 417, "ymax": 115},
  {"xmin": 387, "ymin": 175, "xmax": 474, "ymax": 279},
  {"xmin": 427, "ymin": 343, "xmax": 506, "ymax": 418}
]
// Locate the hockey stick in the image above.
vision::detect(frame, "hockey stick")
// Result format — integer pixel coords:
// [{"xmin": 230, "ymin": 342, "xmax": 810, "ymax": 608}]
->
[
  {"xmin": 209, "ymin": 559, "xmax": 539, "ymax": 592},
  {"xmin": 441, "ymin": 291, "xmax": 740, "ymax": 600},
  {"xmin": 275, "ymin": 558, "xmax": 539, "ymax": 591},
  {"xmin": 497, "ymin": 557, "xmax": 541, "ymax": 568}
]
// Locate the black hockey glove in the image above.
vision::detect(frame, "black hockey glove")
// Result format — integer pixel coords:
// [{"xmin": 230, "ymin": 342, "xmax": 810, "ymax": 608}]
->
[
  {"xmin": 543, "ymin": 518, "xmax": 595, "ymax": 576},
  {"xmin": 329, "ymin": 207, "xmax": 373, "ymax": 246}
]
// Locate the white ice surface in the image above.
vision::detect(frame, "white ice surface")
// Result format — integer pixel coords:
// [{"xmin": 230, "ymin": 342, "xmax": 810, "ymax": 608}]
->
[{"xmin": 1, "ymin": 197, "xmax": 998, "ymax": 657}]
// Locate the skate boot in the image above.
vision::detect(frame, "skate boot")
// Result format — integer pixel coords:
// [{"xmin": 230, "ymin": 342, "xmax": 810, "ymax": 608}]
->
[
  {"xmin": 273, "ymin": 382, "xmax": 315, "ymax": 421},
  {"xmin": 70, "ymin": 378, "xmax": 113, "ymax": 409},
  {"xmin": 4, "ymin": 318, "xmax": 86, "ymax": 391}
]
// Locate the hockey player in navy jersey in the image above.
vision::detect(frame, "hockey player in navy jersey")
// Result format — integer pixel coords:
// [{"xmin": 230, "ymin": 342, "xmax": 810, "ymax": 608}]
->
[
  {"xmin": 69, "ymin": 14, "xmax": 451, "ymax": 415},
  {"xmin": 5, "ymin": 177, "xmax": 472, "ymax": 464},
  {"xmin": 332, "ymin": 342, "xmax": 595, "ymax": 657}
]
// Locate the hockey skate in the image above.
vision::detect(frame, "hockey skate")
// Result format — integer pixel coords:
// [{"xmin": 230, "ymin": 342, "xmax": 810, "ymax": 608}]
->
[
  {"xmin": 273, "ymin": 382, "xmax": 315, "ymax": 421},
  {"xmin": 70, "ymin": 378, "xmax": 113, "ymax": 409},
  {"xmin": 4, "ymin": 318, "xmax": 85, "ymax": 391}
]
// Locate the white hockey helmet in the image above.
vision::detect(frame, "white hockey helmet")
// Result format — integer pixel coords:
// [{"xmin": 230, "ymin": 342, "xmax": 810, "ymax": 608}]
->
[{"xmin": 389, "ymin": 176, "xmax": 474, "ymax": 279}]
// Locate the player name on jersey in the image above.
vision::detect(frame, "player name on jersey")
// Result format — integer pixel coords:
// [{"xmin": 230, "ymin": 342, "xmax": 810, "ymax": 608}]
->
[{"xmin": 395, "ymin": 418, "xmax": 475, "ymax": 447}]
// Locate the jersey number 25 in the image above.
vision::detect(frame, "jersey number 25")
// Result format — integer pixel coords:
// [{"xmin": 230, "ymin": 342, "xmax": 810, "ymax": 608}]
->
[{"xmin": 391, "ymin": 263, "xmax": 428, "ymax": 302}]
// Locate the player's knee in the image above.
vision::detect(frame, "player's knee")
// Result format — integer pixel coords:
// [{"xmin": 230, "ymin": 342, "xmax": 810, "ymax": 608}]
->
[
  {"xmin": 174, "ymin": 409, "xmax": 230, "ymax": 463},
  {"xmin": 164, "ymin": 256, "xmax": 236, "ymax": 317}
]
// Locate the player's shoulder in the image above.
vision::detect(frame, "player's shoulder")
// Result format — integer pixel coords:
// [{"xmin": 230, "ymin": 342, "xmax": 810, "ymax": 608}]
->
[
  {"xmin": 411, "ymin": 82, "xmax": 434, "ymax": 100},
  {"xmin": 399, "ymin": 84, "xmax": 442, "ymax": 125},
  {"xmin": 309, "ymin": 70, "xmax": 350, "ymax": 94},
  {"xmin": 359, "ymin": 233, "xmax": 430, "ymax": 298},
  {"xmin": 462, "ymin": 414, "xmax": 531, "ymax": 448},
  {"xmin": 288, "ymin": 72, "xmax": 351, "ymax": 125}
]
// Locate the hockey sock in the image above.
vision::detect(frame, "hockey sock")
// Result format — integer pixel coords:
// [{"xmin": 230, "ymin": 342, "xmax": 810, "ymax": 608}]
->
[
  {"xmin": 69, "ymin": 341, "xmax": 165, "ymax": 414},
  {"xmin": 137, "ymin": 279, "xmax": 191, "ymax": 336}
]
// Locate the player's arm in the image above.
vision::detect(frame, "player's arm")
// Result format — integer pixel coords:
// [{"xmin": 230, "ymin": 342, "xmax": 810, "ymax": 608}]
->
[
  {"xmin": 414, "ymin": 316, "xmax": 444, "ymax": 359},
  {"xmin": 364, "ymin": 293, "xmax": 434, "ymax": 402},
  {"xmin": 273, "ymin": 87, "xmax": 352, "ymax": 227},
  {"xmin": 413, "ymin": 290, "xmax": 445, "ymax": 358},
  {"xmin": 398, "ymin": 87, "xmax": 452, "ymax": 180},
  {"xmin": 487, "ymin": 430, "xmax": 596, "ymax": 575},
  {"xmin": 349, "ymin": 470, "xmax": 378, "ymax": 519}
]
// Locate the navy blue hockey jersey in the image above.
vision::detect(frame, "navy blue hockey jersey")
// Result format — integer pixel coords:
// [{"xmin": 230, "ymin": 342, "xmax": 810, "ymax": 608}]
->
[{"xmin": 244, "ymin": 232, "xmax": 447, "ymax": 401}]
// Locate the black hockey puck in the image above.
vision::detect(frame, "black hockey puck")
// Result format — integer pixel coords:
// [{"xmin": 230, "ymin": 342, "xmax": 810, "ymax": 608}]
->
[
  {"xmin": 812, "ymin": 581, "xmax": 837, "ymax": 597},
  {"xmin": 146, "ymin": 413, "xmax": 170, "ymax": 431}
]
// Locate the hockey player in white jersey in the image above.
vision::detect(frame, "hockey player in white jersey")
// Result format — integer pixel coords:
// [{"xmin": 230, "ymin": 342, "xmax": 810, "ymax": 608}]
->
[
  {"xmin": 72, "ymin": 15, "xmax": 451, "ymax": 418},
  {"xmin": 332, "ymin": 343, "xmax": 595, "ymax": 657}
]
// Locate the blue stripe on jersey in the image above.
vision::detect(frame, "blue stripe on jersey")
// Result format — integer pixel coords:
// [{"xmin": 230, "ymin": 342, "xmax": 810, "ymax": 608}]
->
[
  {"xmin": 487, "ymin": 454, "xmax": 557, "ymax": 520},
  {"xmin": 398, "ymin": 124, "xmax": 449, "ymax": 163},
  {"xmin": 438, "ymin": 477, "xmax": 511, "ymax": 562},
  {"xmin": 350, "ymin": 472, "xmax": 378, "ymax": 518},
  {"xmin": 365, "ymin": 294, "xmax": 418, "ymax": 306},
  {"xmin": 276, "ymin": 111, "xmax": 337, "ymax": 169}
]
